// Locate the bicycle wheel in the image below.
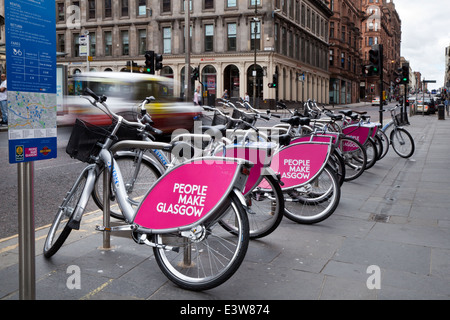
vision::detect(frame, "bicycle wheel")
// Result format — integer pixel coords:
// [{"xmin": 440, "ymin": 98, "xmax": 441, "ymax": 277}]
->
[
  {"xmin": 364, "ymin": 137, "xmax": 378, "ymax": 170},
  {"xmin": 283, "ymin": 165, "xmax": 341, "ymax": 224},
  {"xmin": 92, "ymin": 152, "xmax": 162, "ymax": 220},
  {"xmin": 329, "ymin": 149, "xmax": 346, "ymax": 186},
  {"xmin": 390, "ymin": 128, "xmax": 415, "ymax": 158},
  {"xmin": 339, "ymin": 136, "xmax": 367, "ymax": 181},
  {"xmin": 376, "ymin": 130, "xmax": 390, "ymax": 160},
  {"xmin": 43, "ymin": 169, "xmax": 88, "ymax": 258},
  {"xmin": 221, "ymin": 175, "xmax": 284, "ymax": 239},
  {"xmin": 153, "ymin": 191, "xmax": 249, "ymax": 291}
]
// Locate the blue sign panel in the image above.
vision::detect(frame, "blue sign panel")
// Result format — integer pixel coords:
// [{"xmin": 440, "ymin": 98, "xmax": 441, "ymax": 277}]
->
[{"xmin": 5, "ymin": 0, "xmax": 57, "ymax": 163}]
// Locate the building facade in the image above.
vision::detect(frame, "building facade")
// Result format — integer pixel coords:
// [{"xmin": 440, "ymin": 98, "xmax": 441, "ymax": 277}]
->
[
  {"xmin": 327, "ymin": 0, "xmax": 364, "ymax": 104},
  {"xmin": 360, "ymin": 0, "xmax": 401, "ymax": 101},
  {"xmin": 55, "ymin": 0, "xmax": 333, "ymax": 106}
]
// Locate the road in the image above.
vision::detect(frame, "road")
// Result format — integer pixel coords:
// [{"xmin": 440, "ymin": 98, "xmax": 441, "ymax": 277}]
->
[{"xmin": 0, "ymin": 101, "xmax": 400, "ymax": 239}]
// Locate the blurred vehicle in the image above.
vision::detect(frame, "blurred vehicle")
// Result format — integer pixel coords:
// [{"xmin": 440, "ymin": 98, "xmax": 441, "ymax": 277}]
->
[
  {"xmin": 415, "ymin": 98, "xmax": 435, "ymax": 115},
  {"xmin": 64, "ymin": 72, "xmax": 202, "ymax": 134},
  {"xmin": 406, "ymin": 96, "xmax": 416, "ymax": 107},
  {"xmin": 371, "ymin": 96, "xmax": 380, "ymax": 105}
]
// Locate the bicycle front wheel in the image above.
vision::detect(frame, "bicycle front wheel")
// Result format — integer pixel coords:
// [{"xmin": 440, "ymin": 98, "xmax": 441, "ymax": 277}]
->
[
  {"xmin": 390, "ymin": 128, "xmax": 415, "ymax": 158},
  {"xmin": 43, "ymin": 170, "xmax": 88, "ymax": 258},
  {"xmin": 92, "ymin": 152, "xmax": 162, "ymax": 220},
  {"xmin": 284, "ymin": 165, "xmax": 341, "ymax": 224},
  {"xmin": 339, "ymin": 136, "xmax": 367, "ymax": 181},
  {"xmin": 153, "ymin": 191, "xmax": 249, "ymax": 291}
]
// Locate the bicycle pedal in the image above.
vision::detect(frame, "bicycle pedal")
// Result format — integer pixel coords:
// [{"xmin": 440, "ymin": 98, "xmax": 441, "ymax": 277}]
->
[{"xmin": 95, "ymin": 225, "xmax": 111, "ymax": 232}]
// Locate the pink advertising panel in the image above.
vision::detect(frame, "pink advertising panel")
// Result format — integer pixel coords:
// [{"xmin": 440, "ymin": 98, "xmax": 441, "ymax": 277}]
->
[
  {"xmin": 214, "ymin": 143, "xmax": 274, "ymax": 194},
  {"xmin": 134, "ymin": 159, "xmax": 240, "ymax": 230},
  {"xmin": 342, "ymin": 124, "xmax": 372, "ymax": 146},
  {"xmin": 269, "ymin": 142, "xmax": 330, "ymax": 190}
]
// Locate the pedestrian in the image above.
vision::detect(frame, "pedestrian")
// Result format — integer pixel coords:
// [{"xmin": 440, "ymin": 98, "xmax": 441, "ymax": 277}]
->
[
  {"xmin": 0, "ymin": 74, "xmax": 7, "ymax": 125},
  {"xmin": 445, "ymin": 96, "xmax": 449, "ymax": 116},
  {"xmin": 244, "ymin": 92, "xmax": 250, "ymax": 103},
  {"xmin": 193, "ymin": 88, "xmax": 199, "ymax": 105},
  {"xmin": 222, "ymin": 89, "xmax": 228, "ymax": 100}
]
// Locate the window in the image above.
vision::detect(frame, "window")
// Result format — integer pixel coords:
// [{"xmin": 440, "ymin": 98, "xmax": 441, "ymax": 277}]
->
[
  {"xmin": 227, "ymin": 23, "xmax": 237, "ymax": 51},
  {"xmin": 138, "ymin": 29, "xmax": 147, "ymax": 55},
  {"xmin": 250, "ymin": 21, "xmax": 261, "ymax": 51},
  {"xmin": 73, "ymin": 33, "xmax": 80, "ymax": 57},
  {"xmin": 281, "ymin": 27, "xmax": 287, "ymax": 55},
  {"xmin": 204, "ymin": 0, "xmax": 214, "ymax": 10},
  {"xmin": 88, "ymin": 0, "xmax": 96, "ymax": 19},
  {"xmin": 57, "ymin": 34, "xmax": 65, "ymax": 53},
  {"xmin": 121, "ymin": 0, "xmax": 129, "ymax": 16},
  {"xmin": 57, "ymin": 2, "xmax": 65, "ymax": 22},
  {"xmin": 329, "ymin": 49, "xmax": 334, "ymax": 66},
  {"xmin": 162, "ymin": 0, "xmax": 171, "ymax": 13},
  {"xmin": 205, "ymin": 25, "xmax": 214, "ymax": 52},
  {"xmin": 251, "ymin": 0, "xmax": 260, "ymax": 6},
  {"xmin": 89, "ymin": 32, "xmax": 96, "ymax": 56},
  {"xmin": 138, "ymin": 0, "xmax": 147, "ymax": 16},
  {"xmin": 163, "ymin": 27, "xmax": 172, "ymax": 54},
  {"xmin": 104, "ymin": 0, "xmax": 112, "ymax": 18},
  {"xmin": 104, "ymin": 31, "xmax": 112, "ymax": 56},
  {"xmin": 227, "ymin": 0, "xmax": 237, "ymax": 8},
  {"xmin": 121, "ymin": 30, "xmax": 129, "ymax": 55},
  {"xmin": 330, "ymin": 22, "xmax": 334, "ymax": 38}
]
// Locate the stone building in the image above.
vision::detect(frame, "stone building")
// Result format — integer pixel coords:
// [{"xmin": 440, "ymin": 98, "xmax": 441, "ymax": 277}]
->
[{"xmin": 55, "ymin": 0, "xmax": 333, "ymax": 106}]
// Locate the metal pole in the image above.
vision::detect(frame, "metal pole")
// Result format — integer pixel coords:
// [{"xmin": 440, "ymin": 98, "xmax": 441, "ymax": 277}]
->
[
  {"xmin": 253, "ymin": 4, "xmax": 257, "ymax": 108},
  {"xmin": 18, "ymin": 162, "xmax": 36, "ymax": 300},
  {"xmin": 185, "ymin": 0, "xmax": 191, "ymax": 103},
  {"xmin": 102, "ymin": 165, "xmax": 110, "ymax": 249}
]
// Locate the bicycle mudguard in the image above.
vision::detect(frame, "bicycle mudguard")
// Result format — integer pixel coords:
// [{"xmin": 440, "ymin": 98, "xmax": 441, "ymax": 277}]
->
[
  {"xmin": 214, "ymin": 142, "xmax": 277, "ymax": 195},
  {"xmin": 133, "ymin": 157, "xmax": 252, "ymax": 232},
  {"xmin": 268, "ymin": 141, "xmax": 331, "ymax": 191},
  {"xmin": 342, "ymin": 124, "xmax": 374, "ymax": 146}
]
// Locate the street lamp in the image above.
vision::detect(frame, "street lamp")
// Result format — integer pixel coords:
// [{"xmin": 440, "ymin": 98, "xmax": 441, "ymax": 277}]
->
[{"xmin": 253, "ymin": 4, "xmax": 258, "ymax": 108}]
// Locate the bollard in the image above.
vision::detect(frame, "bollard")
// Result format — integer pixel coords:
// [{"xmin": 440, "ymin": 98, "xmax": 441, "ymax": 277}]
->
[{"xmin": 438, "ymin": 104, "xmax": 445, "ymax": 120}]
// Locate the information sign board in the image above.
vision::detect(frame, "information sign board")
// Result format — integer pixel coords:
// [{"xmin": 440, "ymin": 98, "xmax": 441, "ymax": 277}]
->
[{"xmin": 5, "ymin": 0, "xmax": 57, "ymax": 163}]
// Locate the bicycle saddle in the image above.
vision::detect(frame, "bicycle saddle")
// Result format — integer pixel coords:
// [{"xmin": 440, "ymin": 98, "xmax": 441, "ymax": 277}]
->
[{"xmin": 268, "ymin": 134, "xmax": 291, "ymax": 146}]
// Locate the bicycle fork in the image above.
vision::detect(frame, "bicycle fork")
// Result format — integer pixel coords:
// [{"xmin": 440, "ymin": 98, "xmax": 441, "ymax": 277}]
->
[{"xmin": 67, "ymin": 166, "xmax": 97, "ymax": 230}]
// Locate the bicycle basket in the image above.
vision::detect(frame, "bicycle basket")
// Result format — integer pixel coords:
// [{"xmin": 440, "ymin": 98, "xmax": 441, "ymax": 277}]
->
[
  {"xmin": 66, "ymin": 119, "xmax": 111, "ymax": 163},
  {"xmin": 394, "ymin": 111, "xmax": 409, "ymax": 126},
  {"xmin": 211, "ymin": 111, "xmax": 229, "ymax": 126},
  {"xmin": 113, "ymin": 111, "xmax": 141, "ymax": 141}
]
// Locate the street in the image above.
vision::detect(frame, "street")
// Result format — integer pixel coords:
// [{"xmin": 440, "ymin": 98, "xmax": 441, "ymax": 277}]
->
[{"xmin": 0, "ymin": 101, "xmax": 397, "ymax": 239}]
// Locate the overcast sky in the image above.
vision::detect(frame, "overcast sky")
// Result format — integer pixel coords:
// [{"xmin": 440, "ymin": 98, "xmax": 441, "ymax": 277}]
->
[{"xmin": 394, "ymin": 0, "xmax": 450, "ymax": 89}]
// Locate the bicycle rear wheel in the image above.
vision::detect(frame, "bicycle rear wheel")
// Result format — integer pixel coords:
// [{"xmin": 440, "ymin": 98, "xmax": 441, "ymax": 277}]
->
[
  {"xmin": 283, "ymin": 165, "xmax": 340, "ymax": 224},
  {"xmin": 390, "ymin": 128, "xmax": 415, "ymax": 158},
  {"xmin": 153, "ymin": 192, "xmax": 249, "ymax": 291},
  {"xmin": 43, "ymin": 169, "xmax": 88, "ymax": 258},
  {"xmin": 339, "ymin": 136, "xmax": 367, "ymax": 181}
]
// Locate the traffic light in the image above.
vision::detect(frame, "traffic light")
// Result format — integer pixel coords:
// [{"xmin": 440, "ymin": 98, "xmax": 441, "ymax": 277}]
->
[
  {"xmin": 155, "ymin": 53, "xmax": 163, "ymax": 71},
  {"xmin": 272, "ymin": 74, "xmax": 278, "ymax": 88},
  {"xmin": 191, "ymin": 67, "xmax": 199, "ymax": 81},
  {"xmin": 401, "ymin": 63, "xmax": 409, "ymax": 84},
  {"xmin": 368, "ymin": 44, "xmax": 382, "ymax": 76},
  {"xmin": 144, "ymin": 51, "xmax": 155, "ymax": 74}
]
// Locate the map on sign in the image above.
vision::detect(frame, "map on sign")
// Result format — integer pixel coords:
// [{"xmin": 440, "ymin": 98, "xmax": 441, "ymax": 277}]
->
[{"xmin": 8, "ymin": 92, "xmax": 57, "ymax": 140}]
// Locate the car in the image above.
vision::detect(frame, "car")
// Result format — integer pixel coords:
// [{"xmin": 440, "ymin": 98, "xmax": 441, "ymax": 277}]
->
[
  {"xmin": 415, "ymin": 98, "xmax": 435, "ymax": 115},
  {"xmin": 372, "ymin": 97, "xmax": 380, "ymax": 105},
  {"xmin": 63, "ymin": 72, "xmax": 202, "ymax": 135}
]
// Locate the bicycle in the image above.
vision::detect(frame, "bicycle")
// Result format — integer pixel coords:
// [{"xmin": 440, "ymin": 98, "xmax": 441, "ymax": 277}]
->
[
  {"xmin": 381, "ymin": 105, "xmax": 415, "ymax": 158},
  {"xmin": 43, "ymin": 88, "xmax": 252, "ymax": 291}
]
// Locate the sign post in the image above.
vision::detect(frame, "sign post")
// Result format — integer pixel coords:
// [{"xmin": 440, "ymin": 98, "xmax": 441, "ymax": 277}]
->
[{"xmin": 5, "ymin": 0, "xmax": 56, "ymax": 300}]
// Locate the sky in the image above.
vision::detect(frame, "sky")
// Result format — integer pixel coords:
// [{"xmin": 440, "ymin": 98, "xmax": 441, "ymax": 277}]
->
[{"xmin": 393, "ymin": 0, "xmax": 450, "ymax": 90}]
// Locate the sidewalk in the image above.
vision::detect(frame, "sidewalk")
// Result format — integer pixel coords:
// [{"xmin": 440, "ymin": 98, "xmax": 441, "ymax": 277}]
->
[{"xmin": 1, "ymin": 112, "xmax": 449, "ymax": 302}]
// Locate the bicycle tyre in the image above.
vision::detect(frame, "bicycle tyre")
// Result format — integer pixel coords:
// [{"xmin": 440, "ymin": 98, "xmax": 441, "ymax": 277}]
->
[
  {"xmin": 221, "ymin": 174, "xmax": 284, "ymax": 239},
  {"xmin": 153, "ymin": 191, "xmax": 249, "ymax": 291},
  {"xmin": 364, "ymin": 137, "xmax": 378, "ymax": 170},
  {"xmin": 390, "ymin": 128, "xmax": 415, "ymax": 158},
  {"xmin": 376, "ymin": 130, "xmax": 390, "ymax": 160},
  {"xmin": 283, "ymin": 164, "xmax": 341, "ymax": 224},
  {"xmin": 43, "ymin": 170, "xmax": 88, "ymax": 258},
  {"xmin": 339, "ymin": 136, "xmax": 367, "ymax": 181},
  {"xmin": 92, "ymin": 152, "xmax": 162, "ymax": 220}
]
